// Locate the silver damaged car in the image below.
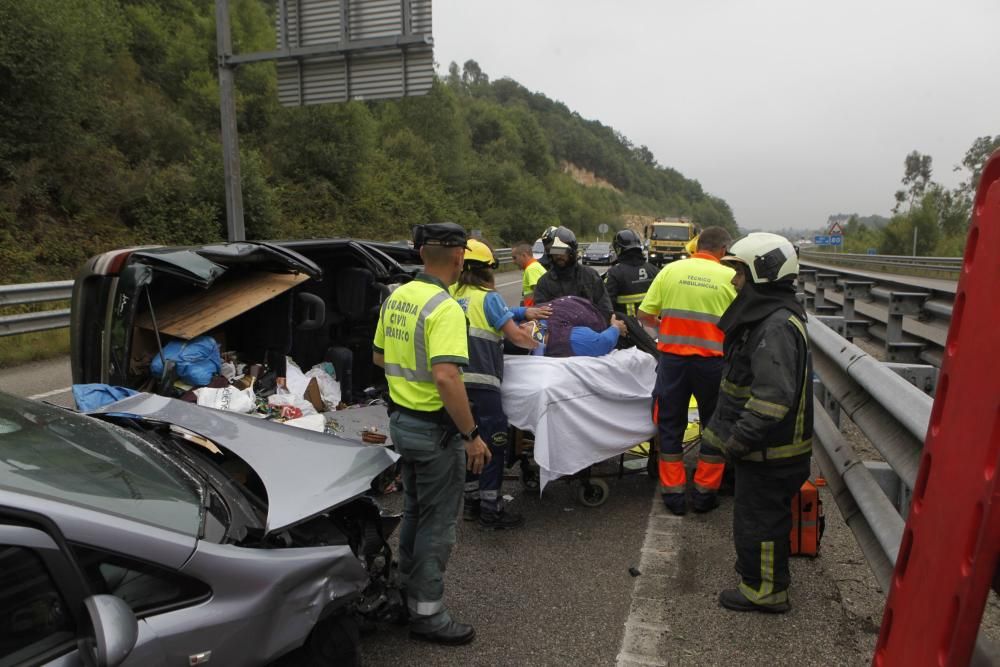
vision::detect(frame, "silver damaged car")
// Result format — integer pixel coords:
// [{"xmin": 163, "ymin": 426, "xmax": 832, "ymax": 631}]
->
[{"xmin": 0, "ymin": 392, "xmax": 402, "ymax": 666}]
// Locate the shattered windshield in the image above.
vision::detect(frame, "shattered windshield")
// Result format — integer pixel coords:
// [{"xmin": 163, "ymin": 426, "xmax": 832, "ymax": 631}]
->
[{"xmin": 0, "ymin": 396, "xmax": 202, "ymax": 535}]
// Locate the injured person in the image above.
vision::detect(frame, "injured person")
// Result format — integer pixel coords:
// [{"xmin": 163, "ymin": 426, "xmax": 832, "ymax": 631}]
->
[{"xmin": 536, "ymin": 296, "xmax": 628, "ymax": 357}]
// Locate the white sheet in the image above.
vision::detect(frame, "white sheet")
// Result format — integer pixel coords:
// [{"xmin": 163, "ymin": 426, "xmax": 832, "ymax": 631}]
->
[{"xmin": 501, "ymin": 348, "xmax": 659, "ymax": 490}]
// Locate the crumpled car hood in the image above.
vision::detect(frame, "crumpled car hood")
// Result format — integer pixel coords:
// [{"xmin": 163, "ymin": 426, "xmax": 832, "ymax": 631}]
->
[{"xmin": 92, "ymin": 394, "xmax": 398, "ymax": 534}]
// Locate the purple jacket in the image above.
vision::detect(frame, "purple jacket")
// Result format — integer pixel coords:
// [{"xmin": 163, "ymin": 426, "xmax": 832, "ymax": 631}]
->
[{"xmin": 541, "ymin": 296, "xmax": 610, "ymax": 357}]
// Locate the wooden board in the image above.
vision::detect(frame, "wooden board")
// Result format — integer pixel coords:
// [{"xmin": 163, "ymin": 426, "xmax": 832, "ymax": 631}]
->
[{"xmin": 136, "ymin": 272, "xmax": 310, "ymax": 340}]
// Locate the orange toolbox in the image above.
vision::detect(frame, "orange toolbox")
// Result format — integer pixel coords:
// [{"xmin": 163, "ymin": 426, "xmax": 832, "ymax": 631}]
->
[{"xmin": 790, "ymin": 480, "xmax": 825, "ymax": 557}]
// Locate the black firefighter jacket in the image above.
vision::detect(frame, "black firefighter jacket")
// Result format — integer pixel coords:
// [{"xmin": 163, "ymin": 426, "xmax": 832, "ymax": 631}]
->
[
  {"xmin": 534, "ymin": 262, "xmax": 613, "ymax": 321},
  {"xmin": 704, "ymin": 306, "xmax": 813, "ymax": 464}
]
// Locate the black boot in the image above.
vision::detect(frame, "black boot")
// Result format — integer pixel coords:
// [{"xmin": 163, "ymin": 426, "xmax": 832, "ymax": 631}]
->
[
  {"xmin": 478, "ymin": 507, "xmax": 525, "ymax": 530},
  {"xmin": 662, "ymin": 493, "xmax": 687, "ymax": 516},
  {"xmin": 691, "ymin": 492, "xmax": 719, "ymax": 513},
  {"xmin": 410, "ymin": 620, "xmax": 476, "ymax": 645},
  {"xmin": 718, "ymin": 588, "xmax": 790, "ymax": 614}
]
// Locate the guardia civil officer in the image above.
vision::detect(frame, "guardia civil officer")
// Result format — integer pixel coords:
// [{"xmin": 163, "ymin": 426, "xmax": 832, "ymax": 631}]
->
[
  {"xmin": 450, "ymin": 240, "xmax": 549, "ymax": 529},
  {"xmin": 707, "ymin": 233, "xmax": 812, "ymax": 614},
  {"xmin": 373, "ymin": 222, "xmax": 491, "ymax": 645},
  {"xmin": 604, "ymin": 229, "xmax": 660, "ymax": 317},
  {"xmin": 637, "ymin": 227, "xmax": 736, "ymax": 515}
]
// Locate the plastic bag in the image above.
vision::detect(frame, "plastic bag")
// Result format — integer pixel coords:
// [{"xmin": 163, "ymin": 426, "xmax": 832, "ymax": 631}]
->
[
  {"xmin": 73, "ymin": 384, "xmax": 139, "ymax": 412},
  {"xmin": 267, "ymin": 391, "xmax": 318, "ymax": 417},
  {"xmin": 150, "ymin": 336, "xmax": 222, "ymax": 387},
  {"xmin": 194, "ymin": 386, "xmax": 256, "ymax": 413},
  {"xmin": 284, "ymin": 414, "xmax": 326, "ymax": 432},
  {"xmin": 284, "ymin": 356, "xmax": 309, "ymax": 398},
  {"xmin": 305, "ymin": 365, "xmax": 341, "ymax": 410}
]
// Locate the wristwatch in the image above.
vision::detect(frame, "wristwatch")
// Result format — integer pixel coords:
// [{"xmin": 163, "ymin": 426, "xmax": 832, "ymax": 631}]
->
[{"xmin": 459, "ymin": 426, "xmax": 480, "ymax": 442}]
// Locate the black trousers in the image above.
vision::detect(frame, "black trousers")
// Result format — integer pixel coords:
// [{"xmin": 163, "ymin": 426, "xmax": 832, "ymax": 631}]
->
[{"xmin": 733, "ymin": 458, "xmax": 810, "ymax": 605}]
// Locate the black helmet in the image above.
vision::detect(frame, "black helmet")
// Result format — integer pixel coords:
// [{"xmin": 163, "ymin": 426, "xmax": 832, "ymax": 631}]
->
[
  {"xmin": 541, "ymin": 225, "xmax": 559, "ymax": 247},
  {"xmin": 549, "ymin": 226, "xmax": 578, "ymax": 257},
  {"xmin": 613, "ymin": 229, "xmax": 643, "ymax": 256}
]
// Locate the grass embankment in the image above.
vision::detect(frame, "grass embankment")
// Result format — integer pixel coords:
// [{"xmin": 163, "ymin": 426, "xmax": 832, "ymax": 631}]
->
[{"xmin": 0, "ymin": 328, "xmax": 70, "ymax": 368}]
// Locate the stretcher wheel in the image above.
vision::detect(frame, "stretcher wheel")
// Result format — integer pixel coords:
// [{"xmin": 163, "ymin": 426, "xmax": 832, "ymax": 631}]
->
[{"xmin": 577, "ymin": 479, "xmax": 609, "ymax": 507}]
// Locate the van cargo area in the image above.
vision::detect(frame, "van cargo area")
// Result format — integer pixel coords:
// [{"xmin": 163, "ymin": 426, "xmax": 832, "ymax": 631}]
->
[{"xmin": 71, "ymin": 240, "xmax": 419, "ymax": 409}]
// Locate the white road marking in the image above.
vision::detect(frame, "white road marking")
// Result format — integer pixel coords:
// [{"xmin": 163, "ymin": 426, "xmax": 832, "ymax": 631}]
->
[
  {"xmin": 616, "ymin": 491, "xmax": 683, "ymax": 666},
  {"xmin": 29, "ymin": 386, "xmax": 72, "ymax": 400},
  {"xmin": 495, "ymin": 277, "xmax": 521, "ymax": 288}
]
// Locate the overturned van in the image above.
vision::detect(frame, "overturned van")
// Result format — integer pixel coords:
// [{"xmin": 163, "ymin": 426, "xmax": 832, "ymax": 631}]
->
[{"xmin": 70, "ymin": 239, "xmax": 419, "ymax": 397}]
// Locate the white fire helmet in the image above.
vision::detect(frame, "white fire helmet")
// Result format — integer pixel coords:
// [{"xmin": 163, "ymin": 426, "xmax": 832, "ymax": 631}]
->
[{"xmin": 722, "ymin": 232, "xmax": 799, "ymax": 284}]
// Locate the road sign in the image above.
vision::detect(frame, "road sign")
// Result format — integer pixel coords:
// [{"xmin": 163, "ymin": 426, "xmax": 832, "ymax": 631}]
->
[
  {"xmin": 814, "ymin": 235, "xmax": 831, "ymax": 245},
  {"xmin": 214, "ymin": 0, "xmax": 436, "ymax": 242},
  {"xmin": 829, "ymin": 235, "xmax": 843, "ymax": 246},
  {"xmin": 829, "ymin": 221, "xmax": 844, "ymax": 236},
  {"xmin": 598, "ymin": 223, "xmax": 609, "ymax": 234},
  {"xmin": 867, "ymin": 248, "xmax": 877, "ymax": 255},
  {"xmin": 273, "ymin": 0, "xmax": 434, "ymax": 106}
]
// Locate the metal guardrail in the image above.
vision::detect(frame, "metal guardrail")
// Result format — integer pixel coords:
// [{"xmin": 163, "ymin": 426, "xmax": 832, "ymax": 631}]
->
[
  {"xmin": 808, "ymin": 313, "xmax": 999, "ymax": 661},
  {"xmin": 797, "ymin": 260, "xmax": 955, "ymax": 368},
  {"xmin": 800, "ymin": 250, "xmax": 962, "ymax": 278},
  {"xmin": 0, "ymin": 281, "xmax": 73, "ymax": 337}
]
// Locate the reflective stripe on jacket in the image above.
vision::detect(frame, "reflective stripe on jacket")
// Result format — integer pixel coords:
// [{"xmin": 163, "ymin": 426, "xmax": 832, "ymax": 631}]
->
[
  {"xmin": 374, "ymin": 276, "xmax": 468, "ymax": 411},
  {"xmin": 704, "ymin": 310, "xmax": 813, "ymax": 464},
  {"xmin": 605, "ymin": 257, "xmax": 659, "ymax": 317},
  {"xmin": 638, "ymin": 253, "xmax": 736, "ymax": 357},
  {"xmin": 450, "ymin": 284, "xmax": 504, "ymax": 391}
]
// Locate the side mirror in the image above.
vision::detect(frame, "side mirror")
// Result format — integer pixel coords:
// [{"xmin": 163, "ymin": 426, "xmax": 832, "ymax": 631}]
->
[{"xmin": 81, "ymin": 595, "xmax": 138, "ymax": 667}]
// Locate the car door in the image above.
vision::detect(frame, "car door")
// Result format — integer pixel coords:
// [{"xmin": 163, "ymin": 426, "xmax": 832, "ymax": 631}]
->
[{"xmin": 0, "ymin": 512, "xmax": 167, "ymax": 667}]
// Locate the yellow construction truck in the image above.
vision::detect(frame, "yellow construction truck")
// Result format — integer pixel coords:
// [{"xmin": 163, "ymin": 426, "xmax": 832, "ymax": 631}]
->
[{"xmin": 644, "ymin": 217, "xmax": 699, "ymax": 266}]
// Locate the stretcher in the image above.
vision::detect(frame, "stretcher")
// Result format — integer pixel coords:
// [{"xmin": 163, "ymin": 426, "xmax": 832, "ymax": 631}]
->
[{"xmin": 501, "ymin": 347, "xmax": 702, "ymax": 505}]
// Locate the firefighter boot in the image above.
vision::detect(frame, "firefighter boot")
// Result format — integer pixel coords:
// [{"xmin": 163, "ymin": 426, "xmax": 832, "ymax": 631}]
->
[{"xmin": 718, "ymin": 588, "xmax": 790, "ymax": 614}]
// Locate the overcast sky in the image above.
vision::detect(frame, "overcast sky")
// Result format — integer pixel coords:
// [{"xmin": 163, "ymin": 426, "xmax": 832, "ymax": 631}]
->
[{"xmin": 432, "ymin": 0, "xmax": 1000, "ymax": 232}]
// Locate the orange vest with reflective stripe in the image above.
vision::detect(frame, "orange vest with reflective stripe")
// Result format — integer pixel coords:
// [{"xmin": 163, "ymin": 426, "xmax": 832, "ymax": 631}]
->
[{"xmin": 647, "ymin": 253, "xmax": 736, "ymax": 357}]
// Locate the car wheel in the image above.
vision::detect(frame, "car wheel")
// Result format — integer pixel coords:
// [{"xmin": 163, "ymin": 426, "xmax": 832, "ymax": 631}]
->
[{"xmin": 294, "ymin": 613, "xmax": 361, "ymax": 667}]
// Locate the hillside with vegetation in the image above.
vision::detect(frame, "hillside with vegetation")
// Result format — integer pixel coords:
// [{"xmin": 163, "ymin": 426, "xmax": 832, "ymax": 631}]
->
[
  {"xmin": 0, "ymin": 0, "xmax": 736, "ymax": 285},
  {"xmin": 817, "ymin": 138, "xmax": 999, "ymax": 256}
]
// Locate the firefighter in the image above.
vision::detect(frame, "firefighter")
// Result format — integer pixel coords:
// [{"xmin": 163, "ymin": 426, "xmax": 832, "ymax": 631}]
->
[
  {"xmin": 604, "ymin": 229, "xmax": 660, "ymax": 317},
  {"xmin": 373, "ymin": 222, "xmax": 490, "ymax": 645},
  {"xmin": 637, "ymin": 226, "xmax": 736, "ymax": 515},
  {"xmin": 707, "ymin": 232, "xmax": 812, "ymax": 614},
  {"xmin": 450, "ymin": 240, "xmax": 549, "ymax": 529},
  {"xmin": 511, "ymin": 240, "xmax": 548, "ymax": 307},
  {"xmin": 534, "ymin": 226, "xmax": 614, "ymax": 320}
]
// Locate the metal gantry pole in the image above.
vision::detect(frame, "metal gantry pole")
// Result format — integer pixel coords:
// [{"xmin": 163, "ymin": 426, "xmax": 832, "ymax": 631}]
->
[{"xmin": 215, "ymin": 0, "xmax": 246, "ymax": 242}]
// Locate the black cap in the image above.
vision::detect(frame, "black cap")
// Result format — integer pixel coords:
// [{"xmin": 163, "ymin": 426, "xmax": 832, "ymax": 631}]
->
[{"xmin": 413, "ymin": 222, "xmax": 470, "ymax": 250}]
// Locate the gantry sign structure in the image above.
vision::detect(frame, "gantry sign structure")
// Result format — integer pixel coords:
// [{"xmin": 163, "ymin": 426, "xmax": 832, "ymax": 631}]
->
[{"xmin": 215, "ymin": 0, "xmax": 435, "ymax": 242}]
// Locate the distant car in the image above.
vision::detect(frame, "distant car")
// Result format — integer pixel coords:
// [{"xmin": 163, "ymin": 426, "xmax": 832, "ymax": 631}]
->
[
  {"xmin": 581, "ymin": 242, "xmax": 617, "ymax": 266},
  {"xmin": 0, "ymin": 391, "xmax": 401, "ymax": 666},
  {"xmin": 532, "ymin": 239, "xmax": 545, "ymax": 260}
]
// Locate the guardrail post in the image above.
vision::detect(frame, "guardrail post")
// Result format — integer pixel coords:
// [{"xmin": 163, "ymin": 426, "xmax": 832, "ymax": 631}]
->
[
  {"xmin": 885, "ymin": 291, "xmax": 929, "ymax": 362},
  {"xmin": 883, "ymin": 362, "xmax": 939, "ymax": 396},
  {"xmin": 863, "ymin": 461, "xmax": 909, "ymax": 518},
  {"xmin": 813, "ymin": 273, "xmax": 840, "ymax": 315},
  {"xmin": 839, "ymin": 280, "xmax": 874, "ymax": 320},
  {"xmin": 813, "ymin": 376, "xmax": 840, "ymax": 427}
]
